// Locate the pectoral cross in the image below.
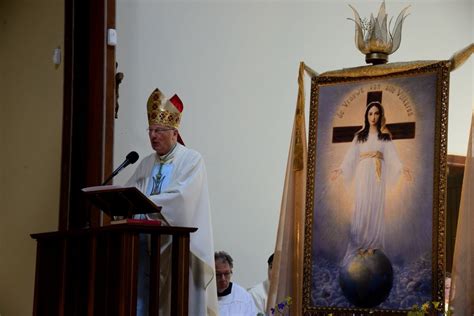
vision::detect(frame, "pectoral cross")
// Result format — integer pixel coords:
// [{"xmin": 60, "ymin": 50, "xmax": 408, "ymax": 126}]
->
[{"xmin": 332, "ymin": 91, "xmax": 416, "ymax": 143}]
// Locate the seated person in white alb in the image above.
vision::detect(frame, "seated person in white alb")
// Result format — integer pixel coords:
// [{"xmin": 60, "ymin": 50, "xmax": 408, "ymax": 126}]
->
[
  {"xmin": 248, "ymin": 253, "xmax": 273, "ymax": 314},
  {"xmin": 215, "ymin": 251, "xmax": 257, "ymax": 316}
]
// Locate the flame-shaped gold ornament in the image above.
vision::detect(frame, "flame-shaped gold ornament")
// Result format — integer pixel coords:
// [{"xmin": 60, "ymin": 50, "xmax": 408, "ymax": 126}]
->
[{"xmin": 348, "ymin": 1, "xmax": 410, "ymax": 65}]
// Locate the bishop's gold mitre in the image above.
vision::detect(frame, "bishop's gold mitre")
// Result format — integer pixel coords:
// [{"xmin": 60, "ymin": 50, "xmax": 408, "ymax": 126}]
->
[{"xmin": 147, "ymin": 88, "xmax": 183, "ymax": 129}]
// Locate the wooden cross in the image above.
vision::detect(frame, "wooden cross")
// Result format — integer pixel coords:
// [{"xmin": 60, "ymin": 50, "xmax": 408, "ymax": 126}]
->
[{"xmin": 332, "ymin": 91, "xmax": 416, "ymax": 143}]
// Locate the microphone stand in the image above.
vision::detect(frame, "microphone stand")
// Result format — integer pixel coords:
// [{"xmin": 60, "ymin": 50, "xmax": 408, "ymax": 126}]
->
[
  {"xmin": 102, "ymin": 172, "xmax": 117, "ymax": 186},
  {"xmin": 102, "ymin": 159, "xmax": 130, "ymax": 185}
]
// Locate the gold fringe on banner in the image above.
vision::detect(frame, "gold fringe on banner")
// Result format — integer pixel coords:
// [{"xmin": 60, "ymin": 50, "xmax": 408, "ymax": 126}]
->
[
  {"xmin": 315, "ymin": 43, "xmax": 473, "ymax": 79},
  {"xmin": 320, "ymin": 60, "xmax": 440, "ymax": 78},
  {"xmin": 267, "ymin": 62, "xmax": 313, "ymax": 315},
  {"xmin": 293, "ymin": 62, "xmax": 306, "ymax": 171},
  {"xmin": 449, "ymin": 43, "xmax": 474, "ymax": 72}
]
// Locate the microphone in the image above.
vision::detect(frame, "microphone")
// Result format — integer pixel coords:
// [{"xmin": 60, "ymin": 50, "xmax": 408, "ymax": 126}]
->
[{"xmin": 102, "ymin": 151, "xmax": 139, "ymax": 185}]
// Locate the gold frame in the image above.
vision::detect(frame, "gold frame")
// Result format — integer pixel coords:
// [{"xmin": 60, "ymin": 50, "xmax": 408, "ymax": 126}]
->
[{"xmin": 303, "ymin": 61, "xmax": 449, "ymax": 314}]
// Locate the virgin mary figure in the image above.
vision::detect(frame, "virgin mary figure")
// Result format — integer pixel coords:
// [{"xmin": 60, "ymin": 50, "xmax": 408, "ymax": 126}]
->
[{"xmin": 331, "ymin": 101, "xmax": 411, "ymax": 266}]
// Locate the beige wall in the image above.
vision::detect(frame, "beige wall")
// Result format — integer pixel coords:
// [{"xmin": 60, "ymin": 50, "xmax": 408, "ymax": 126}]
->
[
  {"xmin": 116, "ymin": 0, "xmax": 473, "ymax": 288},
  {"xmin": 0, "ymin": 1, "xmax": 63, "ymax": 315}
]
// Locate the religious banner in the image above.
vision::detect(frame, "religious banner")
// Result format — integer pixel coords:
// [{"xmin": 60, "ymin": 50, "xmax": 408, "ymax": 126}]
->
[
  {"xmin": 268, "ymin": 1, "xmax": 472, "ymax": 313},
  {"xmin": 302, "ymin": 61, "xmax": 449, "ymax": 314}
]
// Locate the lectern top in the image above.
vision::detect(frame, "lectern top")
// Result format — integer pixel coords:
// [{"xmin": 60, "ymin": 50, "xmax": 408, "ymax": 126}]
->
[{"xmin": 82, "ymin": 185, "xmax": 161, "ymax": 217}]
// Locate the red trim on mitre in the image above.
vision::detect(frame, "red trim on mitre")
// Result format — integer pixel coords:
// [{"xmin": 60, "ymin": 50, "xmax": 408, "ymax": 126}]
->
[
  {"xmin": 170, "ymin": 94, "xmax": 184, "ymax": 145},
  {"xmin": 169, "ymin": 94, "xmax": 183, "ymax": 113}
]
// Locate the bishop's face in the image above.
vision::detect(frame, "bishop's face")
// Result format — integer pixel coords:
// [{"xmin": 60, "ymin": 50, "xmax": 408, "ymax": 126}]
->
[
  {"xmin": 215, "ymin": 259, "xmax": 233, "ymax": 293},
  {"xmin": 147, "ymin": 124, "xmax": 178, "ymax": 155}
]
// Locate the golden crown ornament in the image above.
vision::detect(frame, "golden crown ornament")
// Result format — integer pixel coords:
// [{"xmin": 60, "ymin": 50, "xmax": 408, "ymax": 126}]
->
[
  {"xmin": 349, "ymin": 1, "xmax": 410, "ymax": 65},
  {"xmin": 147, "ymin": 88, "xmax": 183, "ymax": 129}
]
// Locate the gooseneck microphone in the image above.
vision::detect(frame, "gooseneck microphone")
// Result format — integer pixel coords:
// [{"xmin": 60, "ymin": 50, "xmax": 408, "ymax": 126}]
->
[{"xmin": 102, "ymin": 151, "xmax": 139, "ymax": 185}]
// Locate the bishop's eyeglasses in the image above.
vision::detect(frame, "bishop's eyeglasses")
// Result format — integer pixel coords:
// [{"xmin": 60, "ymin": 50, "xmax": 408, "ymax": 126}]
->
[{"xmin": 147, "ymin": 127, "xmax": 174, "ymax": 134}]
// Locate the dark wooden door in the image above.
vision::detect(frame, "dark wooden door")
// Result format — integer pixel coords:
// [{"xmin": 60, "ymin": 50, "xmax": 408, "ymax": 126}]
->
[{"xmin": 59, "ymin": 0, "xmax": 116, "ymax": 230}]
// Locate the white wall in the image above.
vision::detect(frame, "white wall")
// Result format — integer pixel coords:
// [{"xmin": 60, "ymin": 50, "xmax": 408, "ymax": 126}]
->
[
  {"xmin": 0, "ymin": 1, "xmax": 64, "ymax": 315},
  {"xmin": 115, "ymin": 0, "xmax": 473, "ymax": 288}
]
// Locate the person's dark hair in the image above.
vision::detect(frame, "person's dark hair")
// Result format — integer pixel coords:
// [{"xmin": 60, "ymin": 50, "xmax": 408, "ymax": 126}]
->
[
  {"xmin": 356, "ymin": 102, "xmax": 391, "ymax": 143},
  {"xmin": 215, "ymin": 251, "xmax": 234, "ymax": 268},
  {"xmin": 267, "ymin": 253, "xmax": 274, "ymax": 266}
]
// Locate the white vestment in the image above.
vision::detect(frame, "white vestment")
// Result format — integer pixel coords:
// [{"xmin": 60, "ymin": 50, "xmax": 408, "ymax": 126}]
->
[
  {"xmin": 126, "ymin": 143, "xmax": 219, "ymax": 316},
  {"xmin": 218, "ymin": 283, "xmax": 257, "ymax": 316},
  {"xmin": 247, "ymin": 279, "xmax": 269, "ymax": 314},
  {"xmin": 340, "ymin": 133, "xmax": 402, "ymax": 265}
]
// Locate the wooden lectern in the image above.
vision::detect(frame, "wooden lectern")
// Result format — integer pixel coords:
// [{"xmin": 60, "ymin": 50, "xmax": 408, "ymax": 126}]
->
[{"xmin": 31, "ymin": 187, "xmax": 196, "ymax": 316}]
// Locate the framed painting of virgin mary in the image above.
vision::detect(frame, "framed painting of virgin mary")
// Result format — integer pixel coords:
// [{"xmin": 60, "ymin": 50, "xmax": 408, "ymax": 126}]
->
[{"xmin": 303, "ymin": 61, "xmax": 448, "ymax": 314}]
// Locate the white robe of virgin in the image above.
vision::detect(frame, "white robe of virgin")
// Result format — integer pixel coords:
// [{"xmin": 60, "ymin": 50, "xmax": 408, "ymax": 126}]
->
[
  {"xmin": 218, "ymin": 283, "xmax": 257, "ymax": 316},
  {"xmin": 340, "ymin": 133, "xmax": 402, "ymax": 265},
  {"xmin": 126, "ymin": 143, "xmax": 219, "ymax": 316}
]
